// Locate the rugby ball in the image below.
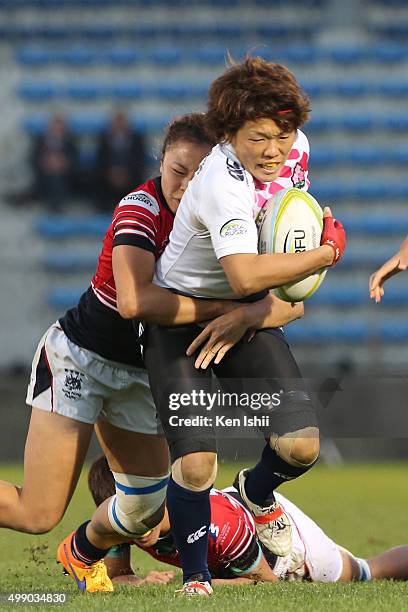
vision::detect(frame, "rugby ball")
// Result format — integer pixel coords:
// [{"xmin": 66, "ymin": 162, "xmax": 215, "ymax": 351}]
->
[{"xmin": 258, "ymin": 188, "xmax": 327, "ymax": 302}]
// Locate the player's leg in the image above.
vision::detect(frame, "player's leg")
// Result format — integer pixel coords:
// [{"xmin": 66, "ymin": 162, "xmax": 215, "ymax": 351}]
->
[
  {"xmin": 0, "ymin": 408, "xmax": 93, "ymax": 533},
  {"xmin": 365, "ymin": 546, "xmax": 408, "ymax": 580},
  {"xmin": 57, "ymin": 368, "xmax": 170, "ymax": 592},
  {"xmin": 214, "ymin": 329, "xmax": 319, "ymax": 556},
  {"xmin": 0, "ymin": 323, "xmax": 99, "ymax": 534},
  {"xmin": 144, "ymin": 323, "xmax": 216, "ymax": 594}
]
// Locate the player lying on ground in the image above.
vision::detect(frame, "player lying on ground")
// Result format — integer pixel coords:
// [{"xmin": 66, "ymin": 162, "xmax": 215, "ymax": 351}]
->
[
  {"xmin": 1, "ymin": 113, "xmax": 302, "ymax": 594},
  {"xmin": 370, "ymin": 235, "xmax": 408, "ymax": 302},
  {"xmin": 143, "ymin": 56, "xmax": 346, "ymax": 595},
  {"xmin": 89, "ymin": 456, "xmax": 408, "ymax": 587}
]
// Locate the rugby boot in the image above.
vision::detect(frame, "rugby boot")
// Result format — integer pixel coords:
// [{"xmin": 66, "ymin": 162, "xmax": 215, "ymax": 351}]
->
[
  {"xmin": 57, "ymin": 531, "xmax": 113, "ymax": 593},
  {"xmin": 234, "ymin": 469, "xmax": 292, "ymax": 557},
  {"xmin": 175, "ymin": 580, "xmax": 213, "ymax": 596}
]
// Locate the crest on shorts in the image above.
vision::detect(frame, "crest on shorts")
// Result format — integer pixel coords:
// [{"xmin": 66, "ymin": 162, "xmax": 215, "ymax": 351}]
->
[{"xmin": 63, "ymin": 369, "xmax": 83, "ymax": 400}]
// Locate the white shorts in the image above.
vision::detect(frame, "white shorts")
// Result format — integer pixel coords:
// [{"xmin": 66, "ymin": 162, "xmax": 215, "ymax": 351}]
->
[
  {"xmin": 26, "ymin": 322, "xmax": 159, "ymax": 435},
  {"xmin": 275, "ymin": 492, "xmax": 343, "ymax": 583}
]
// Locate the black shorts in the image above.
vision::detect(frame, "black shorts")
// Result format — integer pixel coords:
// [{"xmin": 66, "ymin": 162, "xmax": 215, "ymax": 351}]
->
[{"xmin": 143, "ymin": 324, "xmax": 317, "ymax": 462}]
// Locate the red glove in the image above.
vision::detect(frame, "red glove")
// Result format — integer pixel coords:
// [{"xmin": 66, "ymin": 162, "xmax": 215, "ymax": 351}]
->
[{"xmin": 320, "ymin": 213, "xmax": 346, "ymax": 265}]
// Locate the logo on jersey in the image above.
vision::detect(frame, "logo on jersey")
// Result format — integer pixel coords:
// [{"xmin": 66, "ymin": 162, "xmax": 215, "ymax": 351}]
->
[
  {"xmin": 208, "ymin": 523, "xmax": 219, "ymax": 540},
  {"xmin": 62, "ymin": 369, "xmax": 83, "ymax": 400},
  {"xmin": 121, "ymin": 191, "xmax": 160, "ymax": 215},
  {"xmin": 187, "ymin": 525, "xmax": 207, "ymax": 544},
  {"xmin": 220, "ymin": 218, "xmax": 249, "ymax": 238},
  {"xmin": 226, "ymin": 158, "xmax": 245, "ymax": 181},
  {"xmin": 291, "ymin": 163, "xmax": 306, "ymax": 189}
]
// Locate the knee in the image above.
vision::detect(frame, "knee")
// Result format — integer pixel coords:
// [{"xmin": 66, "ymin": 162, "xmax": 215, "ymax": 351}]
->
[
  {"xmin": 272, "ymin": 427, "xmax": 320, "ymax": 467},
  {"xmin": 290, "ymin": 434, "xmax": 320, "ymax": 465},
  {"xmin": 173, "ymin": 453, "xmax": 217, "ymax": 491}
]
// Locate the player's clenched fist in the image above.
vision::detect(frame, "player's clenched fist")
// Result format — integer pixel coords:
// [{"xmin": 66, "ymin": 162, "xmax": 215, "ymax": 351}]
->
[
  {"xmin": 320, "ymin": 206, "xmax": 346, "ymax": 265},
  {"xmin": 369, "ymin": 235, "xmax": 408, "ymax": 303}
]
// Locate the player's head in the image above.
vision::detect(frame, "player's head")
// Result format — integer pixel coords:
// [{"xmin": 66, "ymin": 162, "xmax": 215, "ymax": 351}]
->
[
  {"xmin": 88, "ymin": 455, "xmax": 115, "ymax": 506},
  {"xmin": 206, "ymin": 56, "xmax": 310, "ymax": 182},
  {"xmin": 160, "ymin": 113, "xmax": 215, "ymax": 213}
]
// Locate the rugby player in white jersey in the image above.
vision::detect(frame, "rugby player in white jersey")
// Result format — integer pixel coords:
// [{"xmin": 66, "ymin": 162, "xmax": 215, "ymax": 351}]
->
[
  {"xmin": 87, "ymin": 456, "xmax": 408, "ymax": 587},
  {"xmin": 143, "ymin": 57, "xmax": 346, "ymax": 596},
  {"xmin": 370, "ymin": 235, "xmax": 408, "ymax": 302}
]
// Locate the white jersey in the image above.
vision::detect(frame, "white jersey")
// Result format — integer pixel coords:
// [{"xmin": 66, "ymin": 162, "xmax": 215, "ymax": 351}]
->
[{"xmin": 154, "ymin": 130, "xmax": 310, "ymax": 299}]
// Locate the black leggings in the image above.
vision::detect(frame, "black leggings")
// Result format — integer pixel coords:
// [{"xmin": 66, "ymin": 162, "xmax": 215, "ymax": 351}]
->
[{"xmin": 144, "ymin": 324, "xmax": 317, "ymax": 462}]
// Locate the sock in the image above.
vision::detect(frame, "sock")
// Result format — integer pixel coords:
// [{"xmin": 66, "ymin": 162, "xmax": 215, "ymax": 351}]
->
[
  {"xmin": 166, "ymin": 476, "xmax": 212, "ymax": 583},
  {"xmin": 245, "ymin": 443, "xmax": 315, "ymax": 506},
  {"xmin": 356, "ymin": 558, "xmax": 372, "ymax": 581},
  {"xmin": 71, "ymin": 521, "xmax": 111, "ymax": 565}
]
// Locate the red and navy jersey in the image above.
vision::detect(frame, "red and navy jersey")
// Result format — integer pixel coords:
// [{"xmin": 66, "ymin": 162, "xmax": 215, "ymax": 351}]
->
[
  {"xmin": 59, "ymin": 177, "xmax": 174, "ymax": 366},
  {"xmin": 136, "ymin": 488, "xmax": 259, "ymax": 578}
]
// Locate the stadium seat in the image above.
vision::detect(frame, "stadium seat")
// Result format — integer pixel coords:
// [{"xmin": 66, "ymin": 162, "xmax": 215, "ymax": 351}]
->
[
  {"xmin": 22, "ymin": 115, "xmax": 49, "ymax": 135},
  {"xmin": 286, "ymin": 322, "xmax": 370, "ymax": 344},
  {"xmin": 105, "ymin": 46, "xmax": 144, "ymax": 66},
  {"xmin": 65, "ymin": 82, "xmax": 106, "ymax": 101},
  {"xmin": 111, "ymin": 82, "xmax": 144, "ymax": 100},
  {"xmin": 372, "ymin": 43, "xmax": 408, "ymax": 63},
  {"xmin": 150, "ymin": 45, "xmax": 182, "ymax": 66},
  {"xmin": 47, "ymin": 286, "xmax": 86, "ymax": 309},
  {"xmin": 17, "ymin": 82, "xmax": 58, "ymax": 102},
  {"xmin": 41, "ymin": 252, "xmax": 97, "ymax": 272},
  {"xmin": 35, "ymin": 215, "xmax": 110, "ymax": 239},
  {"xmin": 59, "ymin": 45, "xmax": 98, "ymax": 66},
  {"xmin": 378, "ymin": 82, "xmax": 408, "ymax": 97},
  {"xmin": 15, "ymin": 46, "xmax": 53, "ymax": 66},
  {"xmin": 329, "ymin": 45, "xmax": 367, "ymax": 64}
]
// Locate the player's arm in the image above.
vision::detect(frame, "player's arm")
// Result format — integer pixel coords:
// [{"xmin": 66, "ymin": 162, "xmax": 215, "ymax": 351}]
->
[
  {"xmin": 113, "ymin": 245, "xmax": 237, "ymax": 324},
  {"xmin": 186, "ymin": 293, "xmax": 304, "ymax": 369},
  {"xmin": 369, "ymin": 235, "xmax": 408, "ymax": 302},
  {"xmin": 221, "ymin": 207, "xmax": 341, "ymax": 296},
  {"xmin": 213, "ymin": 537, "xmax": 279, "ymax": 585}
]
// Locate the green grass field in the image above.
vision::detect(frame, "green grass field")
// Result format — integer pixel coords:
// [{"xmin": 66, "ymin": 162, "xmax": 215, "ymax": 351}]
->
[{"xmin": 0, "ymin": 461, "xmax": 407, "ymax": 611}]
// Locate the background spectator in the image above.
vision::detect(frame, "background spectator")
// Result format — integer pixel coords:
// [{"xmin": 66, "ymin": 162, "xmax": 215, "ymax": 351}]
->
[
  {"xmin": 30, "ymin": 114, "xmax": 78, "ymax": 212},
  {"xmin": 93, "ymin": 111, "xmax": 147, "ymax": 211}
]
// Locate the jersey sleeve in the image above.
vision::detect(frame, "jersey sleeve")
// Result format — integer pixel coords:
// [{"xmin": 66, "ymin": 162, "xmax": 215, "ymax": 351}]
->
[
  {"xmin": 197, "ymin": 173, "xmax": 258, "ymax": 260},
  {"xmin": 112, "ymin": 190, "xmax": 160, "ymax": 254}
]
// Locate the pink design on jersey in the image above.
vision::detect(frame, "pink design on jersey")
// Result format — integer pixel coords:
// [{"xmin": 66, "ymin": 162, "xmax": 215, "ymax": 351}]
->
[{"xmin": 253, "ymin": 143, "xmax": 310, "ymax": 219}]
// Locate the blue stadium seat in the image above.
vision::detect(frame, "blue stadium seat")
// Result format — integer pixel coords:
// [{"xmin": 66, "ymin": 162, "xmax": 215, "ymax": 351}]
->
[
  {"xmin": 35, "ymin": 215, "xmax": 110, "ymax": 239},
  {"xmin": 378, "ymin": 322, "xmax": 408, "ymax": 342},
  {"xmin": 333, "ymin": 80, "xmax": 371, "ymax": 97},
  {"xmin": 131, "ymin": 114, "xmax": 170, "ymax": 133},
  {"xmin": 18, "ymin": 82, "xmax": 58, "ymax": 102},
  {"xmin": 329, "ymin": 45, "xmax": 367, "ymax": 64},
  {"xmin": 59, "ymin": 45, "xmax": 97, "ymax": 66},
  {"xmin": 372, "ymin": 43, "xmax": 408, "ymax": 63},
  {"xmin": 193, "ymin": 45, "xmax": 228, "ymax": 65},
  {"xmin": 41, "ymin": 252, "xmax": 97, "ymax": 272},
  {"xmin": 285, "ymin": 44, "xmax": 319, "ymax": 64},
  {"xmin": 111, "ymin": 82, "xmax": 144, "ymax": 100},
  {"xmin": 341, "ymin": 115, "xmax": 374, "ymax": 131},
  {"xmin": 378, "ymin": 82, "xmax": 408, "ymax": 97},
  {"xmin": 22, "ymin": 115, "xmax": 49, "ymax": 134},
  {"xmin": 384, "ymin": 115, "xmax": 408, "ymax": 130},
  {"xmin": 105, "ymin": 46, "xmax": 144, "ymax": 66},
  {"xmin": 286, "ymin": 322, "xmax": 370, "ymax": 344},
  {"xmin": 15, "ymin": 46, "xmax": 53, "ymax": 66},
  {"xmin": 68, "ymin": 114, "xmax": 108, "ymax": 134},
  {"xmin": 47, "ymin": 287, "xmax": 85, "ymax": 309},
  {"xmin": 340, "ymin": 214, "xmax": 408, "ymax": 234},
  {"xmin": 150, "ymin": 45, "xmax": 182, "ymax": 65},
  {"xmin": 156, "ymin": 83, "xmax": 188, "ymax": 100},
  {"xmin": 309, "ymin": 286, "xmax": 366, "ymax": 307},
  {"xmin": 66, "ymin": 82, "xmax": 106, "ymax": 100}
]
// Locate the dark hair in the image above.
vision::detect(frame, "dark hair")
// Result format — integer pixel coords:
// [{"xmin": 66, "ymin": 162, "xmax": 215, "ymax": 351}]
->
[
  {"xmin": 161, "ymin": 112, "xmax": 216, "ymax": 158},
  {"xmin": 88, "ymin": 455, "xmax": 115, "ymax": 506},
  {"xmin": 206, "ymin": 56, "xmax": 311, "ymax": 141}
]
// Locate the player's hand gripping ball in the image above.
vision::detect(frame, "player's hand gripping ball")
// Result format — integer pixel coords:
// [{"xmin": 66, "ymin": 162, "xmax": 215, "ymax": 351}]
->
[{"xmin": 258, "ymin": 187, "xmax": 332, "ymax": 302}]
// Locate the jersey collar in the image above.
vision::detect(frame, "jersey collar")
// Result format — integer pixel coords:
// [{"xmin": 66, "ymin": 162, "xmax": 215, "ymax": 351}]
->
[{"xmin": 154, "ymin": 176, "xmax": 175, "ymax": 216}]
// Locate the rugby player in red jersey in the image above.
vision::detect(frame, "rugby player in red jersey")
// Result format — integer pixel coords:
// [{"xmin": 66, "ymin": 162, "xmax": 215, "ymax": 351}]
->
[
  {"xmin": 88, "ymin": 456, "xmax": 408, "ymax": 589},
  {"xmin": 0, "ymin": 112, "xmax": 303, "ymax": 593}
]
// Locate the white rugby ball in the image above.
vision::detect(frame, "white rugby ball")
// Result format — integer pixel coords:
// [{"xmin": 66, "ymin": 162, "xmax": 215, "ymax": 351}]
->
[{"xmin": 258, "ymin": 188, "xmax": 327, "ymax": 302}]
